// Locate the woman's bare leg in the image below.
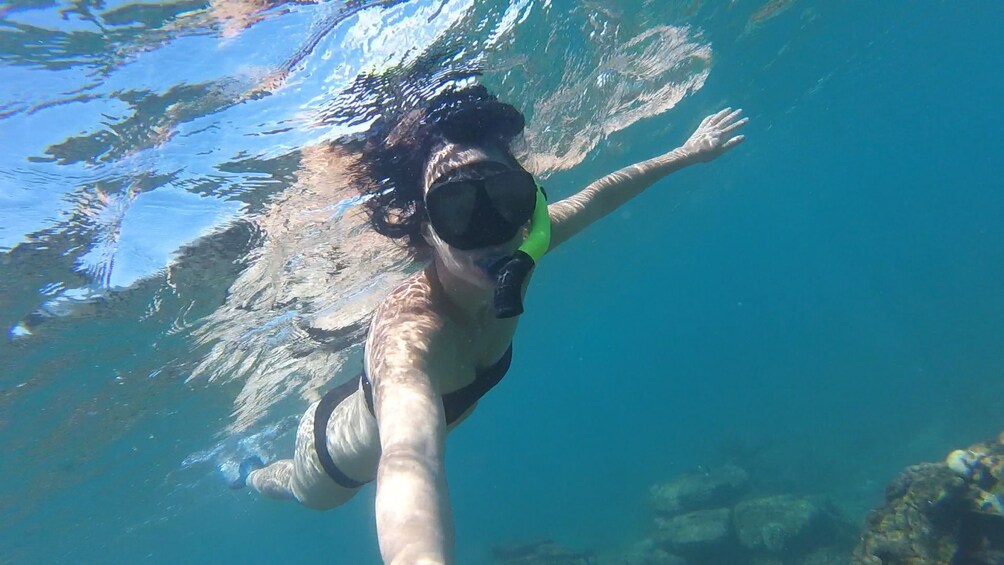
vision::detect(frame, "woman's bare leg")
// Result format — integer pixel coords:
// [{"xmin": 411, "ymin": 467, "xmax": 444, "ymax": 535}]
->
[
  {"xmin": 237, "ymin": 382, "xmax": 379, "ymax": 509},
  {"xmin": 247, "ymin": 459, "xmax": 296, "ymax": 500}
]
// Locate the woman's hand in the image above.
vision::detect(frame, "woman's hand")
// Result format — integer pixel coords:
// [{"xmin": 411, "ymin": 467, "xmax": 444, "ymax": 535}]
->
[
  {"xmin": 546, "ymin": 106, "xmax": 748, "ymax": 251},
  {"xmin": 680, "ymin": 107, "xmax": 748, "ymax": 163}
]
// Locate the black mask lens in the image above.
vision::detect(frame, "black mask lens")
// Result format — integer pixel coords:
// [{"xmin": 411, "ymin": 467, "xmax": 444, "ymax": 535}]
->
[
  {"xmin": 426, "ymin": 168, "xmax": 537, "ymax": 250},
  {"xmin": 484, "ymin": 170, "xmax": 536, "ymax": 225},
  {"xmin": 427, "ymin": 181, "xmax": 477, "ymax": 244}
]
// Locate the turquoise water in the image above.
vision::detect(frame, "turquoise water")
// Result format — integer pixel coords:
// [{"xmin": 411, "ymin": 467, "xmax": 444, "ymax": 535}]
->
[{"xmin": 2, "ymin": 1, "xmax": 1002, "ymax": 562}]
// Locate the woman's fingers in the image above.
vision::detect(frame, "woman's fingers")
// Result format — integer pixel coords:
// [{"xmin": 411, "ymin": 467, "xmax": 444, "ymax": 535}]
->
[
  {"xmin": 720, "ymin": 116, "xmax": 749, "ymax": 135},
  {"xmin": 708, "ymin": 107, "xmax": 732, "ymax": 125},
  {"xmin": 719, "ymin": 108, "xmax": 744, "ymax": 126},
  {"xmin": 722, "ymin": 135, "xmax": 746, "ymax": 151},
  {"xmin": 687, "ymin": 107, "xmax": 748, "ymax": 159}
]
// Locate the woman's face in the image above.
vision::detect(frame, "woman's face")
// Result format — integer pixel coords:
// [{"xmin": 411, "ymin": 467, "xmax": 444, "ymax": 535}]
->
[{"xmin": 422, "ymin": 142, "xmax": 526, "ymax": 289}]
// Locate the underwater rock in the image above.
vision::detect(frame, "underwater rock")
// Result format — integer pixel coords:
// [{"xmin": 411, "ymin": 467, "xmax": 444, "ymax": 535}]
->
[
  {"xmin": 654, "ymin": 507, "xmax": 737, "ymax": 562},
  {"xmin": 851, "ymin": 463, "xmax": 968, "ymax": 564},
  {"xmin": 945, "ymin": 430, "xmax": 1004, "ymax": 517},
  {"xmin": 853, "ymin": 432, "xmax": 1004, "ymax": 565},
  {"xmin": 649, "ymin": 463, "xmax": 749, "ymax": 518},
  {"xmin": 801, "ymin": 545, "xmax": 851, "ymax": 565},
  {"xmin": 614, "ymin": 539, "xmax": 687, "ymax": 565},
  {"xmin": 732, "ymin": 495, "xmax": 831, "ymax": 554},
  {"xmin": 744, "ymin": 545, "xmax": 849, "ymax": 565},
  {"xmin": 491, "ymin": 539, "xmax": 595, "ymax": 565}
]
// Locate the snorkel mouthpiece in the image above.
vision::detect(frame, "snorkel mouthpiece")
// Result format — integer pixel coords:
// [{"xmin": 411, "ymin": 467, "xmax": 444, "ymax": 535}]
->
[
  {"xmin": 493, "ymin": 251, "xmax": 535, "ymax": 318},
  {"xmin": 493, "ymin": 186, "xmax": 550, "ymax": 318}
]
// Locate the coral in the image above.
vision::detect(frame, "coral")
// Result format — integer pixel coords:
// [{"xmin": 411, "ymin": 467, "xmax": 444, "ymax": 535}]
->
[
  {"xmin": 852, "ymin": 431, "xmax": 1004, "ymax": 565},
  {"xmin": 852, "ymin": 463, "xmax": 968, "ymax": 564},
  {"xmin": 946, "ymin": 431, "xmax": 1004, "ymax": 517}
]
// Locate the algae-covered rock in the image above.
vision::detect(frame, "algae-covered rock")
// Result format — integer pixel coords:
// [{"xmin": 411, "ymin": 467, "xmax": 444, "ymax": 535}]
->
[
  {"xmin": 732, "ymin": 495, "xmax": 827, "ymax": 554},
  {"xmin": 743, "ymin": 547, "xmax": 849, "ymax": 565},
  {"xmin": 802, "ymin": 545, "xmax": 851, "ymax": 565},
  {"xmin": 612, "ymin": 539, "xmax": 687, "ymax": 565},
  {"xmin": 654, "ymin": 507, "xmax": 737, "ymax": 562},
  {"xmin": 491, "ymin": 539, "xmax": 595, "ymax": 565},
  {"xmin": 946, "ymin": 430, "xmax": 1004, "ymax": 517},
  {"xmin": 851, "ymin": 463, "xmax": 968, "ymax": 564},
  {"xmin": 853, "ymin": 434, "xmax": 1004, "ymax": 565},
  {"xmin": 649, "ymin": 464, "xmax": 749, "ymax": 518}
]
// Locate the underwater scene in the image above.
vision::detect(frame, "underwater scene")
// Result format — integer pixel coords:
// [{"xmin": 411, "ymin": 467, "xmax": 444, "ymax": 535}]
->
[{"xmin": 1, "ymin": 0, "xmax": 1002, "ymax": 563}]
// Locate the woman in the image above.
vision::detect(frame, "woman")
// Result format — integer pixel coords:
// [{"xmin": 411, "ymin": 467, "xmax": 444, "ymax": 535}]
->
[{"xmin": 236, "ymin": 86, "xmax": 747, "ymax": 564}]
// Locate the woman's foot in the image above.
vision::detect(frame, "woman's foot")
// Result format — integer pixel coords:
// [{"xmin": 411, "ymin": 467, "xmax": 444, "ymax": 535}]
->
[{"xmin": 229, "ymin": 456, "xmax": 265, "ymax": 489}]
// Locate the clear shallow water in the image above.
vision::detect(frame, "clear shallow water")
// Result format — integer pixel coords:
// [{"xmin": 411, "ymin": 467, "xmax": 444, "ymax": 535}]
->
[{"xmin": 1, "ymin": 1, "xmax": 1002, "ymax": 563}]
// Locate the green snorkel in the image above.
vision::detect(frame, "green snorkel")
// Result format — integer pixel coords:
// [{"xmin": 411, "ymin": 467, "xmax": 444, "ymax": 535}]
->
[{"xmin": 493, "ymin": 185, "xmax": 550, "ymax": 318}]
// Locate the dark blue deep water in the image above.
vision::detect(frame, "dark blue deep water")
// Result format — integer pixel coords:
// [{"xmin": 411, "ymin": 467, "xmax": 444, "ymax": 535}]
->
[{"xmin": 1, "ymin": 1, "xmax": 1002, "ymax": 563}]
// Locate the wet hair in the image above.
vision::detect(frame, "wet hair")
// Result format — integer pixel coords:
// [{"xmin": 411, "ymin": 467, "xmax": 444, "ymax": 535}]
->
[{"xmin": 353, "ymin": 85, "xmax": 525, "ymax": 249}]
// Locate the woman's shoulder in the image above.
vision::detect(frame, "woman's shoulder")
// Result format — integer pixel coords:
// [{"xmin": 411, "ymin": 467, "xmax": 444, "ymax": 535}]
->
[
  {"xmin": 369, "ymin": 271, "xmax": 443, "ymax": 336},
  {"xmin": 364, "ymin": 271, "xmax": 449, "ymax": 379}
]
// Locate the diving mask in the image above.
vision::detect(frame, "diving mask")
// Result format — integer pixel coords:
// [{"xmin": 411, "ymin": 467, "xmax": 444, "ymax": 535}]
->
[
  {"xmin": 425, "ymin": 164, "xmax": 550, "ymax": 318},
  {"xmin": 425, "ymin": 164, "xmax": 537, "ymax": 251}
]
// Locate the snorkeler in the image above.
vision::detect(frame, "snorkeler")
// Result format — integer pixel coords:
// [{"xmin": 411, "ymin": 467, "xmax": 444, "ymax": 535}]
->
[{"xmin": 234, "ymin": 85, "xmax": 747, "ymax": 564}]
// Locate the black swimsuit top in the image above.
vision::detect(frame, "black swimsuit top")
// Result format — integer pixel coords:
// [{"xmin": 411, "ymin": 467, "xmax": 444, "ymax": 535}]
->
[
  {"xmin": 313, "ymin": 344, "xmax": 515, "ymax": 489},
  {"xmin": 361, "ymin": 344, "xmax": 514, "ymax": 425}
]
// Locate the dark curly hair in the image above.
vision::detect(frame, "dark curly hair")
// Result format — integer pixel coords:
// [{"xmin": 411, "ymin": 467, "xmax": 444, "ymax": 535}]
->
[{"xmin": 353, "ymin": 85, "xmax": 526, "ymax": 249}]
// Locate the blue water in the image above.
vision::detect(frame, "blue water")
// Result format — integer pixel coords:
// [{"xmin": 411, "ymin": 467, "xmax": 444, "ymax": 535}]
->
[{"xmin": 2, "ymin": 1, "xmax": 1002, "ymax": 563}]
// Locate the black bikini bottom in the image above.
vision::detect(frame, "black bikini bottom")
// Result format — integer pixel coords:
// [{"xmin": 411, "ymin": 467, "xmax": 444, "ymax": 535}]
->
[{"xmin": 312, "ymin": 376, "xmax": 373, "ymax": 489}]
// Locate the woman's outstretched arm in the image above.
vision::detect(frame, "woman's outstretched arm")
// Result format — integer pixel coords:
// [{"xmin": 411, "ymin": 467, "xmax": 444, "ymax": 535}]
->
[
  {"xmin": 369, "ymin": 306, "xmax": 453, "ymax": 565},
  {"xmin": 547, "ymin": 107, "xmax": 748, "ymax": 251}
]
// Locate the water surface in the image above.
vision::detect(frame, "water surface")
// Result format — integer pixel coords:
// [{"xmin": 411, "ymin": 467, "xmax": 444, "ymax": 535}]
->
[{"xmin": 1, "ymin": 1, "xmax": 1002, "ymax": 562}]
